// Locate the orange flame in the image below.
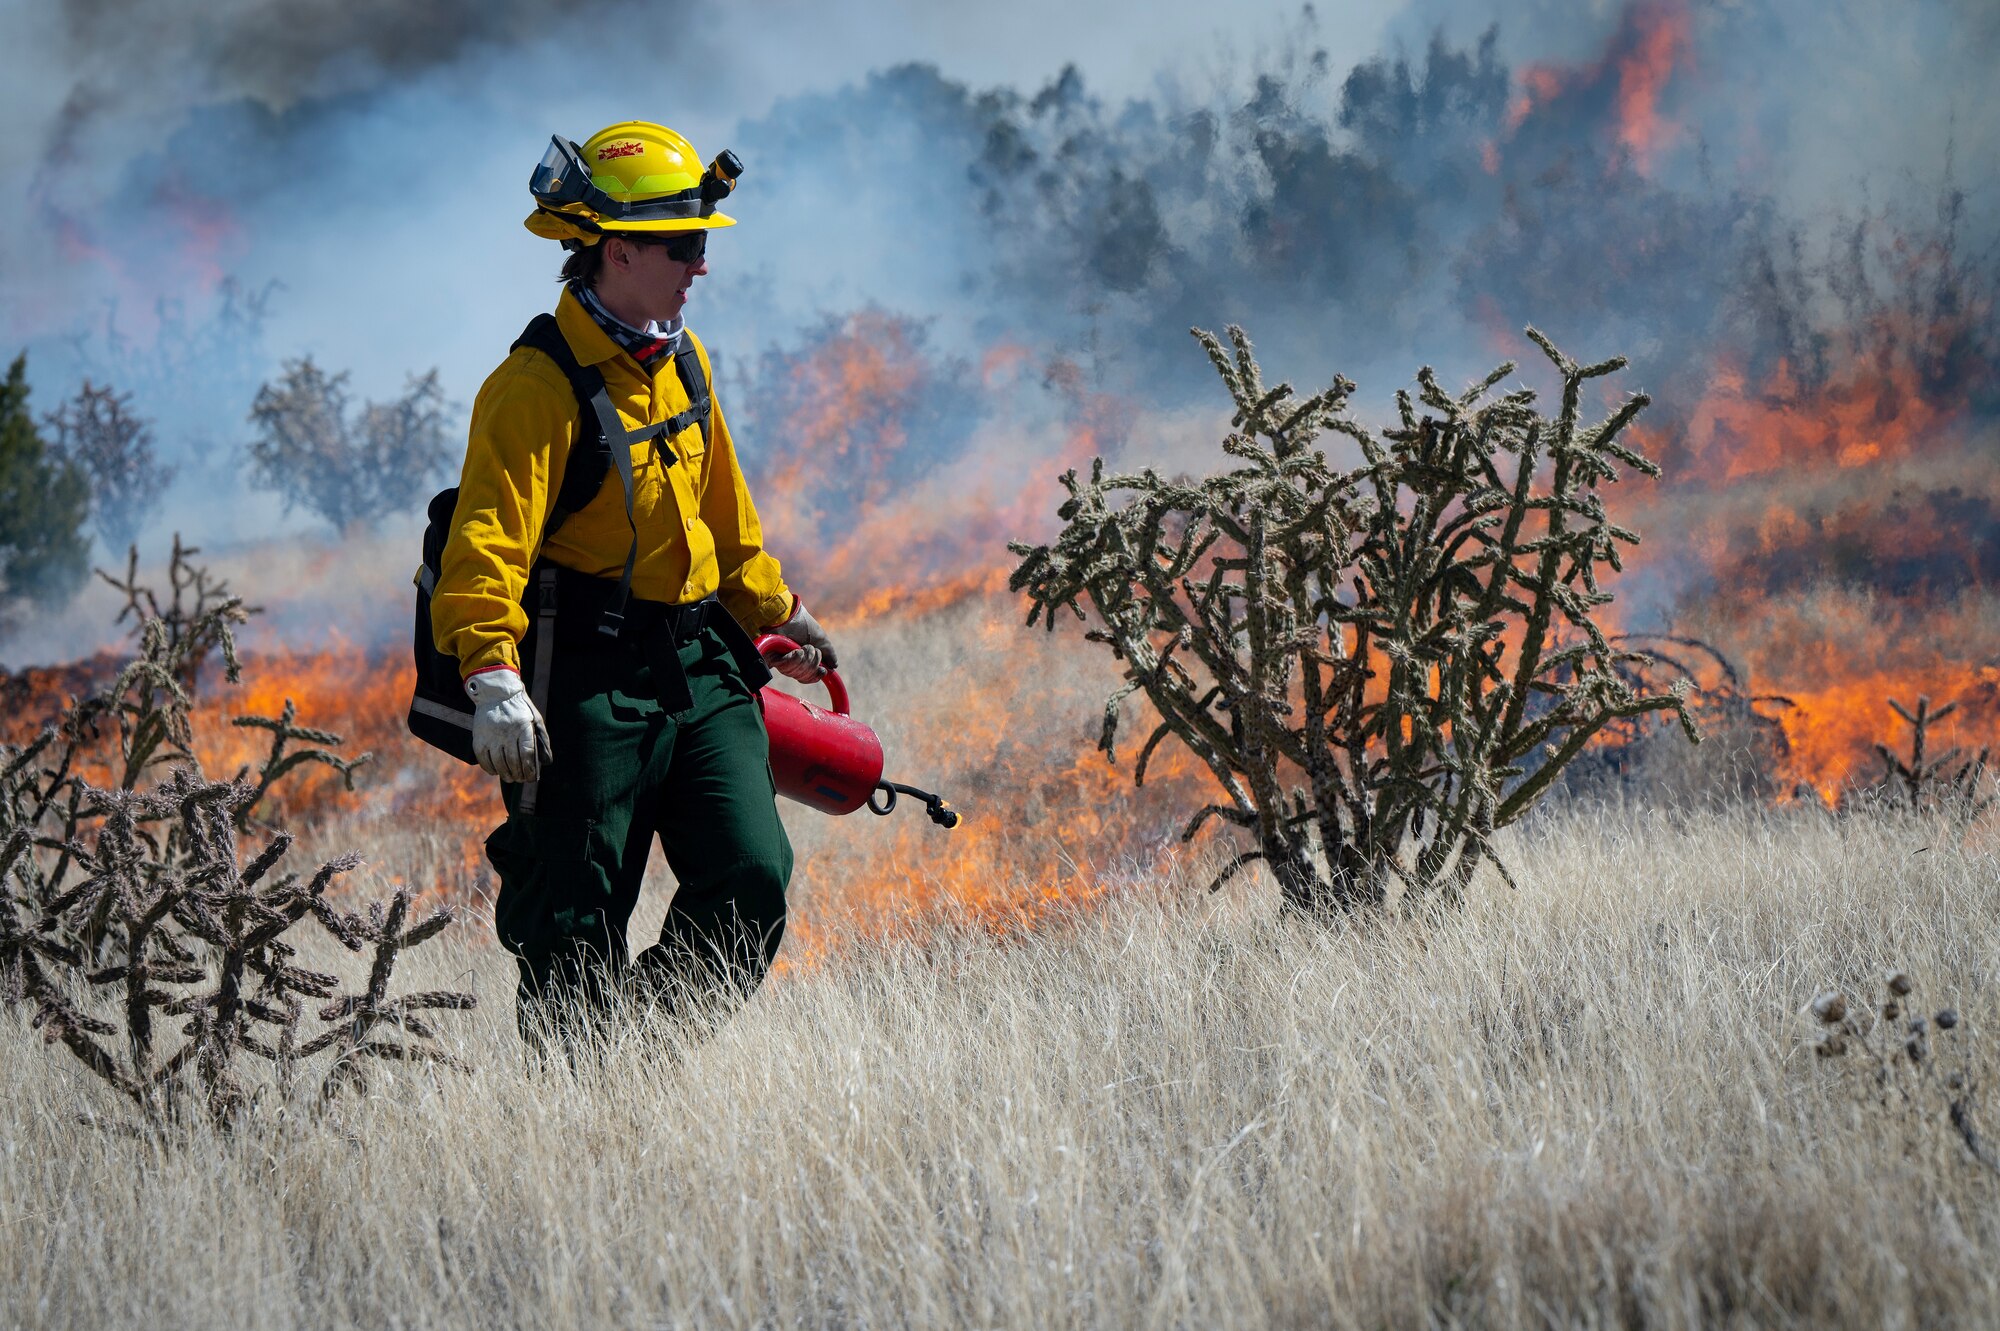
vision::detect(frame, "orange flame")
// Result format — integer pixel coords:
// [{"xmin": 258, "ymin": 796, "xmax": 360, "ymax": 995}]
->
[
  {"xmin": 1770, "ymin": 664, "xmax": 1999, "ymax": 803},
  {"xmin": 1503, "ymin": 0, "xmax": 1693, "ymax": 175},
  {"xmin": 748, "ymin": 310, "xmax": 1114, "ymax": 624},
  {"xmin": 1611, "ymin": 2, "xmax": 1692, "ymax": 170},
  {"xmin": 1618, "ymin": 284, "xmax": 1999, "ymax": 800},
  {"xmin": 773, "ymin": 600, "xmax": 1215, "ymax": 966},
  {"xmin": 1637, "ymin": 342, "xmax": 1968, "ymax": 483}
]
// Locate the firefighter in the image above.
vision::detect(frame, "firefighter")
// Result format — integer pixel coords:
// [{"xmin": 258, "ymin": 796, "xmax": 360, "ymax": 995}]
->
[{"xmin": 430, "ymin": 121, "xmax": 836, "ymax": 1042}]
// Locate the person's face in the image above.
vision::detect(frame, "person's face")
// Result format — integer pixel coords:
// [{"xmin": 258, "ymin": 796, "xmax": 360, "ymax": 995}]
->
[{"xmin": 604, "ymin": 234, "xmax": 708, "ymax": 322}]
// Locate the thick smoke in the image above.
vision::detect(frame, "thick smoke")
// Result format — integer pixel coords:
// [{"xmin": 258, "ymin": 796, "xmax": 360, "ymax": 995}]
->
[
  {"xmin": 56, "ymin": 0, "xmax": 616, "ymax": 105},
  {"xmin": 716, "ymin": 1, "xmax": 1996, "ymax": 422},
  {"xmin": 10, "ymin": 0, "xmax": 701, "ymax": 384},
  {"xmin": 42, "ymin": 0, "xmax": 635, "ymax": 171},
  {"xmin": 1, "ymin": 0, "xmax": 1995, "ymax": 689}
]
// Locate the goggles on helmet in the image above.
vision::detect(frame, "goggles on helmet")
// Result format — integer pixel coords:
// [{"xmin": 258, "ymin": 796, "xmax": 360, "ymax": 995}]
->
[{"xmin": 530, "ymin": 136, "xmax": 742, "ymax": 225}]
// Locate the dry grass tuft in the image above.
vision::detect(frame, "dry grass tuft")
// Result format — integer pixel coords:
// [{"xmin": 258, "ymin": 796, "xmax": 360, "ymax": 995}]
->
[{"xmin": 3, "ymin": 803, "xmax": 1996, "ymax": 1328}]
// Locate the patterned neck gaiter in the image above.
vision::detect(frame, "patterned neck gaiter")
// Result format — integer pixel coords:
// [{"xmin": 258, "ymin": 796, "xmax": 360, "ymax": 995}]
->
[{"xmin": 571, "ymin": 280, "xmax": 684, "ymax": 371}]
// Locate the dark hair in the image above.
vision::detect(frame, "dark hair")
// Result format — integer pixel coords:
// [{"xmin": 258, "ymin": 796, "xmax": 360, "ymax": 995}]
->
[{"xmin": 559, "ymin": 241, "xmax": 606, "ymax": 287}]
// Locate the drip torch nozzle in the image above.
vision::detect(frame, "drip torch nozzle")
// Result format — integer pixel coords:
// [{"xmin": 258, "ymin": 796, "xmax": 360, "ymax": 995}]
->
[
  {"xmin": 700, "ymin": 149, "xmax": 744, "ymax": 206},
  {"xmin": 869, "ymin": 781, "xmax": 959, "ymax": 830}
]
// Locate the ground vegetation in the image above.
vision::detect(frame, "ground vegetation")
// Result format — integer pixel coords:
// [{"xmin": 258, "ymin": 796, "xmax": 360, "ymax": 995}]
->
[
  {"xmin": 1, "ymin": 801, "xmax": 1994, "ymax": 1328},
  {"xmin": 0, "ymin": 542, "xmax": 469, "ymax": 1132}
]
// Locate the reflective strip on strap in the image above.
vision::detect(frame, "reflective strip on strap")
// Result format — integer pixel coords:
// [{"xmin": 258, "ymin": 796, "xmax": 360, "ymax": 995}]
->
[
  {"xmin": 410, "ymin": 696, "xmax": 472, "ymax": 729},
  {"xmin": 529, "ymin": 566, "xmax": 559, "ymax": 716},
  {"xmin": 520, "ymin": 565, "xmax": 560, "ymax": 815}
]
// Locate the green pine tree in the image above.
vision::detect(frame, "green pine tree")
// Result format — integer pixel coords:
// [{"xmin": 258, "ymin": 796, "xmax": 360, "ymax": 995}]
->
[{"xmin": 0, "ymin": 353, "xmax": 91, "ymax": 612}]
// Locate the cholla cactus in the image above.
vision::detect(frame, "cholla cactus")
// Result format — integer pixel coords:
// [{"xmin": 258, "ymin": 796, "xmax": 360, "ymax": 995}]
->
[
  {"xmin": 231, "ymin": 699, "xmax": 371, "ymax": 830},
  {"xmin": 1010, "ymin": 324, "xmax": 1694, "ymax": 911},
  {"xmin": 97, "ymin": 534, "xmax": 252, "ymax": 698},
  {"xmin": 0, "ymin": 541, "xmax": 463, "ymax": 1131}
]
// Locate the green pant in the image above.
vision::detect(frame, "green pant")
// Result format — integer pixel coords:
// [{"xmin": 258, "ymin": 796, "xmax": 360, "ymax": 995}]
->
[{"xmin": 485, "ymin": 624, "xmax": 793, "ymax": 1039}]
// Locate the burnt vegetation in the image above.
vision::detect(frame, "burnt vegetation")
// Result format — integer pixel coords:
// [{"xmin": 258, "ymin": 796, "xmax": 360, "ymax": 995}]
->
[{"xmin": 0, "ymin": 541, "xmax": 470, "ymax": 1133}]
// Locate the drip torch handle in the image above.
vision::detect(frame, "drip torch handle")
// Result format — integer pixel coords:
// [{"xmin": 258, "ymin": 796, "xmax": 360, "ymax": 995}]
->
[{"xmin": 753, "ymin": 634, "xmax": 850, "ymax": 714}]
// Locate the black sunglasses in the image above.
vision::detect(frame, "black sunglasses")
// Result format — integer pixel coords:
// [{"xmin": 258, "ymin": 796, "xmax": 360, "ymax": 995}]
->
[{"xmin": 630, "ymin": 230, "xmax": 708, "ymax": 263}]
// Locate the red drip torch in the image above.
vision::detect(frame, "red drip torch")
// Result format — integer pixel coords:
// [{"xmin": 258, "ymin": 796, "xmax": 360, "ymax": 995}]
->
[{"xmin": 754, "ymin": 635, "xmax": 959, "ymax": 829}]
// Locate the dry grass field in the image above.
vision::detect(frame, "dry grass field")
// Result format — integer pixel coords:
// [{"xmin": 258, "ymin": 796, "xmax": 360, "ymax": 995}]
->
[{"xmin": 3, "ymin": 799, "xmax": 1996, "ymax": 1330}]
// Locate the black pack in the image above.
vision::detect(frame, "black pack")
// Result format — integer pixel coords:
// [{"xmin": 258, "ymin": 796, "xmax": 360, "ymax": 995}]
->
[{"xmin": 407, "ymin": 314, "xmax": 710, "ymax": 765}]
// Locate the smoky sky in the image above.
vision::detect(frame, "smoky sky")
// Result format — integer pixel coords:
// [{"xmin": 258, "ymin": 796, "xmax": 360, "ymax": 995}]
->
[
  {"xmin": 0, "ymin": 0, "xmax": 1993, "ymax": 586},
  {"xmin": 50, "ymin": 0, "xmax": 630, "ymax": 113}
]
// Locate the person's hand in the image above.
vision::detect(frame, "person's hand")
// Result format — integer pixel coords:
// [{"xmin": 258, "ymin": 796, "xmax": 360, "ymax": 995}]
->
[
  {"xmin": 465, "ymin": 668, "xmax": 552, "ymax": 782},
  {"xmin": 768, "ymin": 600, "xmax": 837, "ymax": 683}
]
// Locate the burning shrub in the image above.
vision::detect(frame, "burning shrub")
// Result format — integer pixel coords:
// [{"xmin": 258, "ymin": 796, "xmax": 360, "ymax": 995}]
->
[
  {"xmin": 245, "ymin": 357, "xmax": 451, "ymax": 534},
  {"xmin": 1010, "ymin": 324, "xmax": 1693, "ymax": 912},
  {"xmin": 0, "ymin": 541, "xmax": 470, "ymax": 1132}
]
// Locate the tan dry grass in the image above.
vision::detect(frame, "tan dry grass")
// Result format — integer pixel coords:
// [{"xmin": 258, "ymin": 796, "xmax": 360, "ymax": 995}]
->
[{"xmin": 3, "ymin": 803, "xmax": 1998, "ymax": 1329}]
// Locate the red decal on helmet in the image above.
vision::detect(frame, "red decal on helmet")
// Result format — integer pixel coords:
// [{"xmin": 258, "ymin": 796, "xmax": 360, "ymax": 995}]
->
[{"xmin": 598, "ymin": 140, "xmax": 645, "ymax": 160}]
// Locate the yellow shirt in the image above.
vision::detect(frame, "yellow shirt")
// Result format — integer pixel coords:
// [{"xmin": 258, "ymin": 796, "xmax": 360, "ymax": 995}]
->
[{"xmin": 431, "ymin": 289, "xmax": 792, "ymax": 677}]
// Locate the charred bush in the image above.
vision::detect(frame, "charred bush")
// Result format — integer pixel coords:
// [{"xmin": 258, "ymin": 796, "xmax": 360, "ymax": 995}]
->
[
  {"xmin": 1011, "ymin": 324, "xmax": 1693, "ymax": 912},
  {"xmin": 1557, "ymin": 635, "xmax": 1791, "ymax": 808}
]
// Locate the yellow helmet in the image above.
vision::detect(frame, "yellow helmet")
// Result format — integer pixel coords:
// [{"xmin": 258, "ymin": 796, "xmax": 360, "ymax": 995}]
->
[{"xmin": 524, "ymin": 121, "xmax": 742, "ymax": 247}]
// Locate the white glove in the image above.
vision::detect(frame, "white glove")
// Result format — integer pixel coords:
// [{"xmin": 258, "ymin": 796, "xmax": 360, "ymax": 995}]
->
[
  {"xmin": 768, "ymin": 600, "xmax": 838, "ymax": 683},
  {"xmin": 465, "ymin": 668, "xmax": 552, "ymax": 783}
]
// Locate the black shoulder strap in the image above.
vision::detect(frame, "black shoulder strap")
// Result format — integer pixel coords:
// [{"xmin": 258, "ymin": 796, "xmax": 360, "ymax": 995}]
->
[
  {"xmin": 511, "ymin": 312, "xmax": 596, "ymax": 389},
  {"xmin": 660, "ymin": 336, "xmax": 712, "ymax": 446},
  {"xmin": 511, "ymin": 314, "xmax": 612, "ymax": 530}
]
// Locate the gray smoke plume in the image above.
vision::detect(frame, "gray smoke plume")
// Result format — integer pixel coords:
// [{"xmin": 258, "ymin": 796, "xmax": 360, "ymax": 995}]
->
[
  {"xmin": 0, "ymin": 0, "xmax": 1993, "ymax": 667},
  {"xmin": 50, "ymin": 0, "xmax": 625, "ymax": 119}
]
